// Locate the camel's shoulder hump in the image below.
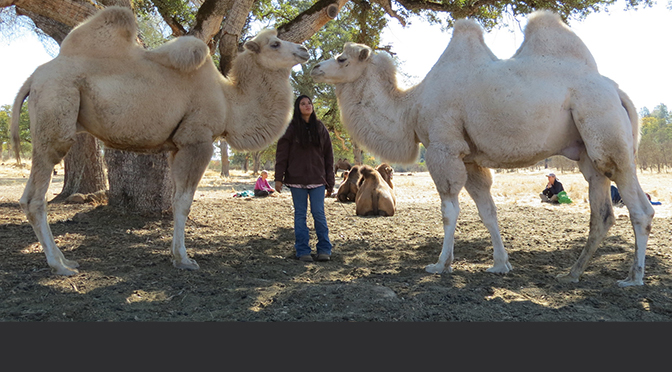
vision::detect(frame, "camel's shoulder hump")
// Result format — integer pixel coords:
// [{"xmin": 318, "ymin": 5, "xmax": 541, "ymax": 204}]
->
[{"xmin": 512, "ymin": 11, "xmax": 597, "ymax": 69}]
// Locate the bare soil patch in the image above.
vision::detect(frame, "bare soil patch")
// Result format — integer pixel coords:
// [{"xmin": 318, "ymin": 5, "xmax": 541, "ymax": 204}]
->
[{"xmin": 1, "ymin": 163, "xmax": 671, "ymax": 321}]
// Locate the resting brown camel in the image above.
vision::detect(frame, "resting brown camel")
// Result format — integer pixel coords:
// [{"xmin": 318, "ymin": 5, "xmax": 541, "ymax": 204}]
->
[
  {"xmin": 336, "ymin": 165, "xmax": 360, "ymax": 202},
  {"xmin": 376, "ymin": 163, "xmax": 394, "ymax": 189},
  {"xmin": 311, "ymin": 11, "xmax": 654, "ymax": 286},
  {"xmin": 334, "ymin": 158, "xmax": 352, "ymax": 173},
  {"xmin": 355, "ymin": 165, "xmax": 396, "ymax": 216},
  {"xmin": 10, "ymin": 7, "xmax": 309, "ymax": 276}
]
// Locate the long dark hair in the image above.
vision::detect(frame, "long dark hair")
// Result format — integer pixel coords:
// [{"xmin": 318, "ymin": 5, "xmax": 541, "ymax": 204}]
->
[{"xmin": 291, "ymin": 95, "xmax": 321, "ymax": 147}]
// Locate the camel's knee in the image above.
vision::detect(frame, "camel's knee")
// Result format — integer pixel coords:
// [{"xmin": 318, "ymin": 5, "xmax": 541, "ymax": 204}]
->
[
  {"xmin": 425, "ymin": 146, "xmax": 467, "ymax": 195},
  {"xmin": 589, "ymin": 203, "xmax": 615, "ymax": 236},
  {"xmin": 630, "ymin": 205, "xmax": 654, "ymax": 235}
]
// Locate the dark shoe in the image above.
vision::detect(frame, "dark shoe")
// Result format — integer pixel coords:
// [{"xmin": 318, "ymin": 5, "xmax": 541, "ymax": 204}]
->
[
  {"xmin": 316, "ymin": 254, "xmax": 331, "ymax": 262},
  {"xmin": 298, "ymin": 255, "xmax": 314, "ymax": 262}
]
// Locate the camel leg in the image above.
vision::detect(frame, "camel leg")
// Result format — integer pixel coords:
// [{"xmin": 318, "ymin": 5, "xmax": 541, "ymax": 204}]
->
[
  {"xmin": 22, "ymin": 155, "xmax": 79, "ymax": 275},
  {"xmin": 464, "ymin": 163, "xmax": 511, "ymax": 273},
  {"xmin": 168, "ymin": 142, "xmax": 213, "ymax": 270},
  {"xmin": 612, "ymin": 173, "xmax": 654, "ymax": 286},
  {"xmin": 20, "ymin": 95, "xmax": 78, "ymax": 275},
  {"xmin": 557, "ymin": 151, "xmax": 614, "ymax": 283},
  {"xmin": 424, "ymin": 144, "xmax": 467, "ymax": 274}
]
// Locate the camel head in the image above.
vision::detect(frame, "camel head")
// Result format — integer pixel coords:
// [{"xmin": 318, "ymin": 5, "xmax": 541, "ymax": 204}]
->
[
  {"xmin": 243, "ymin": 29, "xmax": 310, "ymax": 70},
  {"xmin": 311, "ymin": 42, "xmax": 372, "ymax": 84}
]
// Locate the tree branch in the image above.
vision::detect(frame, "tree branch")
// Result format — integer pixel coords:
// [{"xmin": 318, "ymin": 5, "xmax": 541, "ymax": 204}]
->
[
  {"xmin": 151, "ymin": 0, "xmax": 188, "ymax": 37},
  {"xmin": 276, "ymin": 0, "xmax": 350, "ymax": 43},
  {"xmin": 3, "ymin": 0, "xmax": 99, "ymax": 27},
  {"xmin": 189, "ymin": 0, "xmax": 233, "ymax": 41}
]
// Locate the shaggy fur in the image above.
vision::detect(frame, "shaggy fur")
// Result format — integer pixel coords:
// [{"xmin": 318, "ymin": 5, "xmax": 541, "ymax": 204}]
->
[
  {"xmin": 311, "ymin": 11, "xmax": 654, "ymax": 286},
  {"xmin": 355, "ymin": 165, "xmax": 395, "ymax": 216},
  {"xmin": 10, "ymin": 6, "xmax": 309, "ymax": 276},
  {"xmin": 336, "ymin": 165, "xmax": 360, "ymax": 202}
]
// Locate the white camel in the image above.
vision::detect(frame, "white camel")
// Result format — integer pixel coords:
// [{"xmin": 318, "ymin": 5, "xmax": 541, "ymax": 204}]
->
[
  {"xmin": 311, "ymin": 11, "xmax": 655, "ymax": 286},
  {"xmin": 10, "ymin": 6, "xmax": 309, "ymax": 276}
]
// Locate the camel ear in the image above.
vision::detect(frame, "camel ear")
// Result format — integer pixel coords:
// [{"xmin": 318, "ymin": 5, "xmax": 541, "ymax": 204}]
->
[
  {"xmin": 244, "ymin": 40, "xmax": 261, "ymax": 54},
  {"xmin": 358, "ymin": 47, "xmax": 371, "ymax": 62}
]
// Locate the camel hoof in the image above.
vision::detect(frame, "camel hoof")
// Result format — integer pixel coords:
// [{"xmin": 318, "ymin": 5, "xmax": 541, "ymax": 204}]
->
[
  {"xmin": 617, "ymin": 278, "xmax": 644, "ymax": 287},
  {"xmin": 556, "ymin": 272, "xmax": 579, "ymax": 283},
  {"xmin": 63, "ymin": 258, "xmax": 80, "ymax": 268},
  {"xmin": 51, "ymin": 266, "xmax": 79, "ymax": 276},
  {"xmin": 425, "ymin": 263, "xmax": 452, "ymax": 274},
  {"xmin": 486, "ymin": 262, "xmax": 511, "ymax": 274},
  {"xmin": 173, "ymin": 259, "xmax": 200, "ymax": 270}
]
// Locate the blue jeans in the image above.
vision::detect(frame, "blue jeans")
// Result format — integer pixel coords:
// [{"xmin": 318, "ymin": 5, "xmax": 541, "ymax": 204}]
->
[{"xmin": 289, "ymin": 185, "xmax": 332, "ymax": 257}]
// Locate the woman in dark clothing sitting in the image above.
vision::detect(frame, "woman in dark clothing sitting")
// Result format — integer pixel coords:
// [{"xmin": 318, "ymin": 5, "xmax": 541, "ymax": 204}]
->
[{"xmin": 540, "ymin": 172, "xmax": 564, "ymax": 203}]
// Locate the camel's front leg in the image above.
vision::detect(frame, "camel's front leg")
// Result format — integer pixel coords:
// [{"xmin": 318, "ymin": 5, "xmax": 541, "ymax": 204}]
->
[
  {"xmin": 464, "ymin": 163, "xmax": 511, "ymax": 273},
  {"xmin": 425, "ymin": 195, "xmax": 461, "ymax": 274},
  {"xmin": 169, "ymin": 142, "xmax": 213, "ymax": 270},
  {"xmin": 424, "ymin": 143, "xmax": 467, "ymax": 274}
]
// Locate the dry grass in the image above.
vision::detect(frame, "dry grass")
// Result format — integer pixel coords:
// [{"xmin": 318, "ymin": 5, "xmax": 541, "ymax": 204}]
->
[{"xmin": 2, "ymin": 163, "xmax": 669, "ymax": 218}]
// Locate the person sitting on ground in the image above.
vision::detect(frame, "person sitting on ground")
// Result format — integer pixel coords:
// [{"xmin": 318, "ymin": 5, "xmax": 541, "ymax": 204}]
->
[
  {"xmin": 540, "ymin": 173, "xmax": 564, "ymax": 203},
  {"xmin": 254, "ymin": 170, "xmax": 276, "ymax": 197},
  {"xmin": 611, "ymin": 184, "xmax": 623, "ymax": 206}
]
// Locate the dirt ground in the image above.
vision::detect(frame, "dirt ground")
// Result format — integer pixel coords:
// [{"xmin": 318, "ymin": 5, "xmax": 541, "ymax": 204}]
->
[{"xmin": 1, "ymin": 163, "xmax": 671, "ymax": 322}]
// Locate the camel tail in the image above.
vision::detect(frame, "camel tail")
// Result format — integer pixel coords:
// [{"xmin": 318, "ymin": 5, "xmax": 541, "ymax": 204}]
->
[
  {"xmin": 618, "ymin": 88, "xmax": 640, "ymax": 156},
  {"xmin": 10, "ymin": 75, "xmax": 32, "ymax": 166}
]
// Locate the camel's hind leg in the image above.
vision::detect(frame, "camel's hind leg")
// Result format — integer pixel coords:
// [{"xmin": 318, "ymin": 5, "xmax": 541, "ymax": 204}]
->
[
  {"xmin": 424, "ymin": 144, "xmax": 467, "ymax": 274},
  {"xmin": 564, "ymin": 91, "xmax": 654, "ymax": 286},
  {"xmin": 557, "ymin": 151, "xmax": 614, "ymax": 284},
  {"xmin": 612, "ymin": 172, "xmax": 654, "ymax": 286},
  {"xmin": 168, "ymin": 142, "xmax": 213, "ymax": 270},
  {"xmin": 464, "ymin": 163, "xmax": 511, "ymax": 273},
  {"xmin": 20, "ymin": 97, "xmax": 78, "ymax": 275}
]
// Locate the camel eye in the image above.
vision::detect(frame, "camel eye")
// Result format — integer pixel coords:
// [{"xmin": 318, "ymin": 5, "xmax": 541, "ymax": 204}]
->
[
  {"xmin": 337, "ymin": 56, "xmax": 347, "ymax": 63},
  {"xmin": 270, "ymin": 41, "xmax": 281, "ymax": 49}
]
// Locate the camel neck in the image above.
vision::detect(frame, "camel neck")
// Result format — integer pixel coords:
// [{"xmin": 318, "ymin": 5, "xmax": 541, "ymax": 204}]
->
[{"xmin": 335, "ymin": 76, "xmax": 420, "ymax": 164}]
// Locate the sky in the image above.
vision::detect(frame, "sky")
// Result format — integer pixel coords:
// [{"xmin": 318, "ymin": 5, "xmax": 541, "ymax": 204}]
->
[
  {"xmin": 1, "ymin": 0, "xmax": 671, "ymax": 112},
  {"xmin": 381, "ymin": 0, "xmax": 672, "ymax": 112}
]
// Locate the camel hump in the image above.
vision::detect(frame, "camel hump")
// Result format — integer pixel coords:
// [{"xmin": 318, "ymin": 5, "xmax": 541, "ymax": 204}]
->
[
  {"xmin": 146, "ymin": 36, "xmax": 210, "ymax": 72},
  {"xmin": 359, "ymin": 165, "xmax": 377, "ymax": 180},
  {"xmin": 60, "ymin": 6, "xmax": 139, "ymax": 58},
  {"xmin": 441, "ymin": 18, "xmax": 497, "ymax": 63},
  {"xmin": 513, "ymin": 11, "xmax": 597, "ymax": 69},
  {"xmin": 453, "ymin": 18, "xmax": 484, "ymax": 37}
]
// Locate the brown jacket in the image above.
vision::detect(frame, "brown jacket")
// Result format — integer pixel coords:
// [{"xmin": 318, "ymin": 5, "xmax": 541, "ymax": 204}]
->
[{"xmin": 275, "ymin": 119, "xmax": 335, "ymax": 191}]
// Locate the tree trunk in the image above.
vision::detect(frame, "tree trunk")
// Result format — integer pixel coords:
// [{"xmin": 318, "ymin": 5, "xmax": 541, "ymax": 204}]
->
[
  {"xmin": 52, "ymin": 133, "xmax": 107, "ymax": 202},
  {"xmin": 8, "ymin": 0, "xmax": 97, "ymax": 28},
  {"xmin": 215, "ymin": 0, "xmax": 254, "ymax": 75},
  {"xmin": 252, "ymin": 151, "xmax": 262, "ymax": 175},
  {"xmin": 353, "ymin": 142, "xmax": 363, "ymax": 165},
  {"xmin": 219, "ymin": 140, "xmax": 230, "ymax": 177},
  {"xmin": 242, "ymin": 153, "xmax": 249, "ymax": 173},
  {"xmin": 104, "ymin": 149, "xmax": 174, "ymax": 216}
]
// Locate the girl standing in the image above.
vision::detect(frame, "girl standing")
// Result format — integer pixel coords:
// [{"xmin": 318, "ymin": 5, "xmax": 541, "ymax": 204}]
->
[{"xmin": 275, "ymin": 95, "xmax": 335, "ymax": 262}]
